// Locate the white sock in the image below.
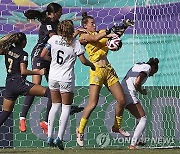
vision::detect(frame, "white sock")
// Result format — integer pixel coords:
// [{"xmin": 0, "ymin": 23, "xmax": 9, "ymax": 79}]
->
[
  {"xmin": 20, "ymin": 117, "xmax": 26, "ymax": 120},
  {"xmin": 48, "ymin": 103, "xmax": 61, "ymax": 138},
  {"xmin": 58, "ymin": 104, "xmax": 71, "ymax": 140},
  {"xmin": 131, "ymin": 116, "xmax": 147, "ymax": 146}
]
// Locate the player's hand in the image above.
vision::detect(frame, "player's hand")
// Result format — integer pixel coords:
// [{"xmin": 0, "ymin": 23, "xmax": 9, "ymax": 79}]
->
[
  {"xmin": 141, "ymin": 89, "xmax": 147, "ymax": 95},
  {"xmin": 76, "ymin": 28, "xmax": 89, "ymax": 34},
  {"xmin": 39, "ymin": 68, "xmax": 46, "ymax": 75}
]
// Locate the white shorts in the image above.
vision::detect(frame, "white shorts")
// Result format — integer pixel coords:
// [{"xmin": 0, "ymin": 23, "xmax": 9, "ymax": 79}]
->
[
  {"xmin": 123, "ymin": 89, "xmax": 140, "ymax": 106},
  {"xmin": 48, "ymin": 79, "xmax": 75, "ymax": 93}
]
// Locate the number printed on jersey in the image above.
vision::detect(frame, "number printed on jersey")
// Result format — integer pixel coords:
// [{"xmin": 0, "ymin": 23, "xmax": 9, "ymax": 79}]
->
[{"xmin": 47, "ymin": 25, "xmax": 53, "ymax": 31}]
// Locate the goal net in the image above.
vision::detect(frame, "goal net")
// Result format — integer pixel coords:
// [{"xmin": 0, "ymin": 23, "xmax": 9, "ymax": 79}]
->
[{"xmin": 0, "ymin": 0, "xmax": 180, "ymax": 149}]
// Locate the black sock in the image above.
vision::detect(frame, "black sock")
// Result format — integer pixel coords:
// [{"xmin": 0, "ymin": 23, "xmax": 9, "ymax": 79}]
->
[
  {"xmin": 44, "ymin": 88, "xmax": 52, "ymax": 122},
  {"xmin": 0, "ymin": 110, "xmax": 12, "ymax": 126},
  {"xmin": 20, "ymin": 95, "xmax": 35, "ymax": 118}
]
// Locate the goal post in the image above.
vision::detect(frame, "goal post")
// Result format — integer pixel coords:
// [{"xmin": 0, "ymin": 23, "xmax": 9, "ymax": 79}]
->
[{"xmin": 0, "ymin": 0, "xmax": 180, "ymax": 149}]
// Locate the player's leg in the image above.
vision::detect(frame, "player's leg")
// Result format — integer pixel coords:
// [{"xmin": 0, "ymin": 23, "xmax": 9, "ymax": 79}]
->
[
  {"xmin": 126, "ymin": 102, "xmax": 146, "ymax": 149},
  {"xmin": 19, "ymin": 73, "xmax": 42, "ymax": 132},
  {"xmin": 0, "ymin": 98, "xmax": 16, "ymax": 126},
  {"xmin": 108, "ymin": 81, "xmax": 130, "ymax": 137},
  {"xmin": 76, "ymin": 84, "xmax": 101, "ymax": 146},
  {"xmin": 54, "ymin": 92, "xmax": 73, "ymax": 150},
  {"xmin": 47, "ymin": 90, "xmax": 62, "ymax": 147}
]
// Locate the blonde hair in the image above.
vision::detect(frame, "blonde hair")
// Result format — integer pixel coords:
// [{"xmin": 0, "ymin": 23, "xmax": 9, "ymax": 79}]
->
[{"xmin": 57, "ymin": 20, "xmax": 74, "ymax": 46}]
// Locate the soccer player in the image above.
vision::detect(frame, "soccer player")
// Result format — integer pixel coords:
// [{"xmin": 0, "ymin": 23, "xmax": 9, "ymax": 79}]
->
[
  {"xmin": 76, "ymin": 12, "xmax": 134, "ymax": 146},
  {"xmin": 41, "ymin": 20, "xmax": 95, "ymax": 150},
  {"xmin": 19, "ymin": 3, "xmax": 84, "ymax": 134},
  {"xmin": 121, "ymin": 58, "xmax": 159, "ymax": 149},
  {"xmin": 0, "ymin": 32, "xmax": 51, "ymax": 127},
  {"xmin": 18, "ymin": 3, "xmax": 62, "ymax": 134}
]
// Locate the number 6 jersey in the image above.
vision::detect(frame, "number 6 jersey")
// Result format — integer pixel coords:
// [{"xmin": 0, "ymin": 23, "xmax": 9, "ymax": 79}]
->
[{"xmin": 47, "ymin": 35, "xmax": 84, "ymax": 82}]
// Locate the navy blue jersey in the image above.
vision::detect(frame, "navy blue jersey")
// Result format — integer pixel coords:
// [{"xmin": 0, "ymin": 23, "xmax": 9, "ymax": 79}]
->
[
  {"xmin": 5, "ymin": 46, "xmax": 28, "ymax": 78},
  {"xmin": 32, "ymin": 19, "xmax": 59, "ymax": 57}
]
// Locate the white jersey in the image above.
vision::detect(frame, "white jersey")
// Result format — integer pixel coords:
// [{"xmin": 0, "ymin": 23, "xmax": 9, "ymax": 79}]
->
[
  {"xmin": 48, "ymin": 35, "xmax": 84, "ymax": 82},
  {"xmin": 121, "ymin": 63, "xmax": 151, "ymax": 93}
]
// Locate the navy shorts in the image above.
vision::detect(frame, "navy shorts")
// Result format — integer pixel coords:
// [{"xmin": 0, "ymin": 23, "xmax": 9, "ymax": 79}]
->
[
  {"xmin": 4, "ymin": 76, "xmax": 35, "ymax": 101},
  {"xmin": 31, "ymin": 46, "xmax": 50, "ymax": 71}
]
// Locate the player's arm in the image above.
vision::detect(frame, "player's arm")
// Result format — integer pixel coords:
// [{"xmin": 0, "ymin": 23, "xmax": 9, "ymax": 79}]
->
[
  {"xmin": 78, "ymin": 53, "xmax": 95, "ymax": 71},
  {"xmin": 20, "ymin": 63, "xmax": 45, "ymax": 76},
  {"xmin": 41, "ymin": 43, "xmax": 51, "ymax": 61},
  {"xmin": 134, "ymin": 72, "xmax": 147, "ymax": 95},
  {"xmin": 20, "ymin": 54, "xmax": 45, "ymax": 76}
]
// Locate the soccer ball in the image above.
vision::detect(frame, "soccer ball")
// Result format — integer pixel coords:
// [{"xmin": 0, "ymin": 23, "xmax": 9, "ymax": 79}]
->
[{"xmin": 106, "ymin": 36, "xmax": 122, "ymax": 51}]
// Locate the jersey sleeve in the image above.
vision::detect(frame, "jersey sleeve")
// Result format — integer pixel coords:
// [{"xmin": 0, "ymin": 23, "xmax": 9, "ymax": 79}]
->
[
  {"xmin": 20, "ymin": 51, "xmax": 28, "ymax": 66},
  {"xmin": 74, "ymin": 40, "xmax": 85, "ymax": 56},
  {"xmin": 140, "ymin": 64, "xmax": 151, "ymax": 76}
]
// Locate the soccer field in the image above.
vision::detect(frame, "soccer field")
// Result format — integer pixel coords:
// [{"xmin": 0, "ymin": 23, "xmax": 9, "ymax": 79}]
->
[{"xmin": 0, "ymin": 148, "xmax": 180, "ymax": 154}]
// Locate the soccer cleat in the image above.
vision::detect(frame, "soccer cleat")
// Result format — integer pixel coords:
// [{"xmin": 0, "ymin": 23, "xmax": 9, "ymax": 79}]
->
[
  {"xmin": 76, "ymin": 128, "xmax": 84, "ymax": 147},
  {"xmin": 40, "ymin": 121, "xmax": 48, "ymax": 135},
  {"xmin": 128, "ymin": 145, "xmax": 138, "ymax": 150},
  {"xmin": 46, "ymin": 137, "xmax": 55, "ymax": 147},
  {"xmin": 19, "ymin": 119, "xmax": 27, "ymax": 132},
  {"xmin": 53, "ymin": 137, "xmax": 64, "ymax": 150},
  {"xmin": 122, "ymin": 19, "xmax": 135, "ymax": 27},
  {"xmin": 137, "ymin": 141, "xmax": 146, "ymax": 146},
  {"xmin": 70, "ymin": 106, "xmax": 84, "ymax": 115},
  {"xmin": 111, "ymin": 126, "xmax": 130, "ymax": 137}
]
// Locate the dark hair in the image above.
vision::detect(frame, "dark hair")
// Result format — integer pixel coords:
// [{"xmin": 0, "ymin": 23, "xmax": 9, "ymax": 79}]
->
[
  {"xmin": 81, "ymin": 12, "xmax": 94, "ymax": 27},
  {"xmin": 146, "ymin": 57, "xmax": 159, "ymax": 71},
  {"xmin": 57, "ymin": 20, "xmax": 74, "ymax": 46},
  {"xmin": 24, "ymin": 3, "xmax": 62, "ymax": 23},
  {"xmin": 0, "ymin": 32, "xmax": 26, "ymax": 52}
]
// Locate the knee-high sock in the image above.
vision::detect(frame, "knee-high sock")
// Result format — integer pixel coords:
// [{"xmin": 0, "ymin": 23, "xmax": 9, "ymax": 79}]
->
[
  {"xmin": 43, "ymin": 88, "xmax": 52, "ymax": 123},
  {"xmin": 78, "ymin": 118, "xmax": 88, "ymax": 134},
  {"xmin": 48, "ymin": 103, "xmax": 61, "ymax": 138},
  {"xmin": 58, "ymin": 104, "xmax": 71, "ymax": 140},
  {"xmin": 20, "ymin": 95, "xmax": 35, "ymax": 118},
  {"xmin": 131, "ymin": 116, "xmax": 147, "ymax": 146},
  {"xmin": 0, "ymin": 110, "xmax": 12, "ymax": 126}
]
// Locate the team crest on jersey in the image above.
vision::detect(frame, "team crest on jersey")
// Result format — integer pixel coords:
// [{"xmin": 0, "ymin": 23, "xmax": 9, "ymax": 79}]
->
[
  {"xmin": 37, "ymin": 63, "xmax": 40, "ymax": 67},
  {"xmin": 46, "ymin": 25, "xmax": 52, "ymax": 31},
  {"xmin": 94, "ymin": 76, "xmax": 99, "ymax": 82}
]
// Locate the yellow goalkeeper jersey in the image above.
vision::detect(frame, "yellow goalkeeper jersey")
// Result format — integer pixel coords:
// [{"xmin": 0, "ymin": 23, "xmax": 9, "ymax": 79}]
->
[{"xmin": 82, "ymin": 30, "xmax": 108, "ymax": 63}]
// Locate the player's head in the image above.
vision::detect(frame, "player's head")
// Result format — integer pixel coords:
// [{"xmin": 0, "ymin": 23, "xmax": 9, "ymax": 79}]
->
[
  {"xmin": 57, "ymin": 20, "xmax": 74, "ymax": 46},
  {"xmin": 46, "ymin": 3, "xmax": 62, "ymax": 21},
  {"xmin": 0, "ymin": 32, "xmax": 27, "ymax": 51},
  {"xmin": 81, "ymin": 12, "xmax": 95, "ymax": 32},
  {"xmin": 147, "ymin": 57, "xmax": 159, "ymax": 76},
  {"xmin": 24, "ymin": 3, "xmax": 62, "ymax": 22}
]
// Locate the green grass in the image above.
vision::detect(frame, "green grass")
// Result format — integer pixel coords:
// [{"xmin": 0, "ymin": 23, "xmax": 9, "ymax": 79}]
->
[{"xmin": 0, "ymin": 148, "xmax": 180, "ymax": 154}]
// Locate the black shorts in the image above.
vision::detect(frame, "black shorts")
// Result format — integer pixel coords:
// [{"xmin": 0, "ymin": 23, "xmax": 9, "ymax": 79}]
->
[
  {"xmin": 4, "ymin": 76, "xmax": 35, "ymax": 101},
  {"xmin": 31, "ymin": 47, "xmax": 50, "ymax": 71}
]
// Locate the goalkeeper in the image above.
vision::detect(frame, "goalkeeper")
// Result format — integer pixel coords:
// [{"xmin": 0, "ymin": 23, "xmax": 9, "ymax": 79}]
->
[{"xmin": 76, "ymin": 12, "xmax": 134, "ymax": 147}]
